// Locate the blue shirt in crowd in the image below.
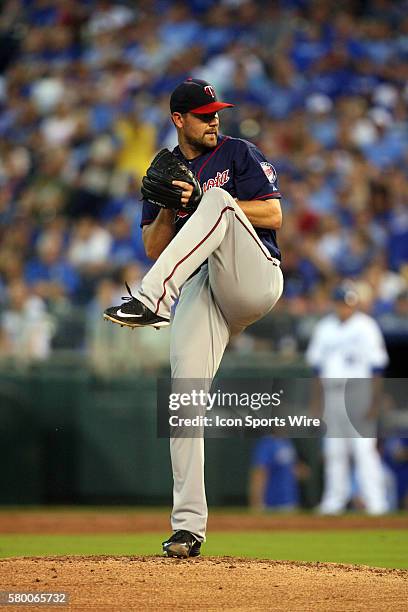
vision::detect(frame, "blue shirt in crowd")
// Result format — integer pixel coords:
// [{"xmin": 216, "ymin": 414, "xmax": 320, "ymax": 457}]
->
[{"xmin": 251, "ymin": 437, "xmax": 299, "ymax": 508}]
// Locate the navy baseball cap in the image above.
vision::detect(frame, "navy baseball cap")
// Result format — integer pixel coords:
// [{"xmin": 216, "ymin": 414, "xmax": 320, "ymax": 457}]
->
[
  {"xmin": 170, "ymin": 78, "xmax": 234, "ymax": 115},
  {"xmin": 332, "ymin": 283, "xmax": 359, "ymax": 306}
]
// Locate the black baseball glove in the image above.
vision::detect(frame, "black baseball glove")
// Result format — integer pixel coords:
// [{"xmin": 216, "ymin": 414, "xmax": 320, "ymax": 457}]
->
[{"xmin": 141, "ymin": 148, "xmax": 202, "ymax": 212}]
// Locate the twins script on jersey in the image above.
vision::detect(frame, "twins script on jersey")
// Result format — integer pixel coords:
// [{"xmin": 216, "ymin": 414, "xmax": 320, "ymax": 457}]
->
[{"xmin": 141, "ymin": 135, "xmax": 282, "ymax": 260}]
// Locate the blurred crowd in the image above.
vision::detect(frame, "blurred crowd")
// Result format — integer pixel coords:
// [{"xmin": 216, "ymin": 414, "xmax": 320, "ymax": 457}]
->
[{"xmin": 0, "ymin": 0, "xmax": 407, "ymax": 367}]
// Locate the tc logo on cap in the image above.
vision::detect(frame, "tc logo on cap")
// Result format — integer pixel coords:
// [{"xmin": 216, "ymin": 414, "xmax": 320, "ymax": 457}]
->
[{"xmin": 204, "ymin": 85, "xmax": 215, "ymax": 98}]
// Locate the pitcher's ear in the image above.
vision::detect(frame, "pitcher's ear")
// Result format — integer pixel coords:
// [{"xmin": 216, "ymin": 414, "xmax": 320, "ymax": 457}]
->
[{"xmin": 171, "ymin": 112, "xmax": 184, "ymax": 128}]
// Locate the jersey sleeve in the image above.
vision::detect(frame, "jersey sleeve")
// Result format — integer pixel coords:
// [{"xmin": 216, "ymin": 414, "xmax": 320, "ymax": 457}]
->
[
  {"xmin": 233, "ymin": 140, "xmax": 281, "ymax": 201},
  {"xmin": 140, "ymin": 199, "xmax": 160, "ymax": 227},
  {"xmin": 252, "ymin": 438, "xmax": 275, "ymax": 468},
  {"xmin": 364, "ymin": 319, "xmax": 389, "ymax": 372},
  {"xmin": 305, "ymin": 322, "xmax": 325, "ymax": 374}
]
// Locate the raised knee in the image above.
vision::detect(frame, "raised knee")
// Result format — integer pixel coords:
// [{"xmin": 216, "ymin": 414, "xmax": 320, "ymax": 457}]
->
[{"xmin": 202, "ymin": 187, "xmax": 236, "ymax": 207}]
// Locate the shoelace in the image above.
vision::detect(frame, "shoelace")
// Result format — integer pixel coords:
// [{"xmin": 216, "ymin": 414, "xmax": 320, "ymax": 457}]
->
[{"xmin": 121, "ymin": 282, "xmax": 136, "ymax": 302}]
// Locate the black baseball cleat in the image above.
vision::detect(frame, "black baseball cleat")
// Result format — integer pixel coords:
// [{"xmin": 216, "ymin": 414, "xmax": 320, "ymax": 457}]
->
[
  {"xmin": 103, "ymin": 282, "xmax": 170, "ymax": 329},
  {"xmin": 162, "ymin": 530, "xmax": 201, "ymax": 558}
]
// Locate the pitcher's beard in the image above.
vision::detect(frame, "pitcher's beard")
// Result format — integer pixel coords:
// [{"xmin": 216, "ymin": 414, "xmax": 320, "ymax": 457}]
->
[{"xmin": 186, "ymin": 132, "xmax": 218, "ymax": 155}]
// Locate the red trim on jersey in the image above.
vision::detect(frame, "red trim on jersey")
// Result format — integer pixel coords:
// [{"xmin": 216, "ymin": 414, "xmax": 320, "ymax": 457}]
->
[
  {"xmin": 154, "ymin": 205, "xmax": 234, "ymax": 314},
  {"xmin": 253, "ymin": 192, "xmax": 281, "ymax": 200},
  {"xmin": 197, "ymin": 137, "xmax": 230, "ymax": 181}
]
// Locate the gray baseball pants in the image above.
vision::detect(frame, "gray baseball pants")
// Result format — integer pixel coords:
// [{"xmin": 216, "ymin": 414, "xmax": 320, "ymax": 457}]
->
[{"xmin": 137, "ymin": 187, "xmax": 283, "ymax": 540}]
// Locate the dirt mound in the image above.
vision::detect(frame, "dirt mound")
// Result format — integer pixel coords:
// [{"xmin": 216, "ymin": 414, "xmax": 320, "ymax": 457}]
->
[{"xmin": 0, "ymin": 556, "xmax": 406, "ymax": 611}]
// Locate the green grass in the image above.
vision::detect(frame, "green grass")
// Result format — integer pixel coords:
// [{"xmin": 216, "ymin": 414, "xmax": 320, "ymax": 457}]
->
[{"xmin": 1, "ymin": 531, "xmax": 407, "ymax": 569}]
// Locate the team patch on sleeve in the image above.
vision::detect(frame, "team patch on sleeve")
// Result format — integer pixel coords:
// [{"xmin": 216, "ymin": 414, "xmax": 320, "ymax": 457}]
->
[{"xmin": 260, "ymin": 162, "xmax": 277, "ymax": 184}]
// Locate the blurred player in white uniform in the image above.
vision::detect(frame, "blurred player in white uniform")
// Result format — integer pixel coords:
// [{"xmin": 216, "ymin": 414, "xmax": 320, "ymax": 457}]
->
[{"xmin": 306, "ymin": 282, "xmax": 389, "ymax": 515}]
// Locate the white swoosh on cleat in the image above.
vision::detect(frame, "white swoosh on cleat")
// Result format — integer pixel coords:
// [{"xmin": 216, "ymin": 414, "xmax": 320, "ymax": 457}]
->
[{"xmin": 115, "ymin": 309, "xmax": 143, "ymax": 318}]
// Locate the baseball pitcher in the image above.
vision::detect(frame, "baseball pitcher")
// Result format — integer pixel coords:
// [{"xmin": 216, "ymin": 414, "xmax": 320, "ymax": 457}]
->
[{"xmin": 104, "ymin": 79, "xmax": 284, "ymax": 556}]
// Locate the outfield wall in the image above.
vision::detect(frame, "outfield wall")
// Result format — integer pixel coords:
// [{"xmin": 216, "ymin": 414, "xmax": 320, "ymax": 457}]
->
[{"xmin": 0, "ymin": 363, "xmax": 321, "ymax": 506}]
